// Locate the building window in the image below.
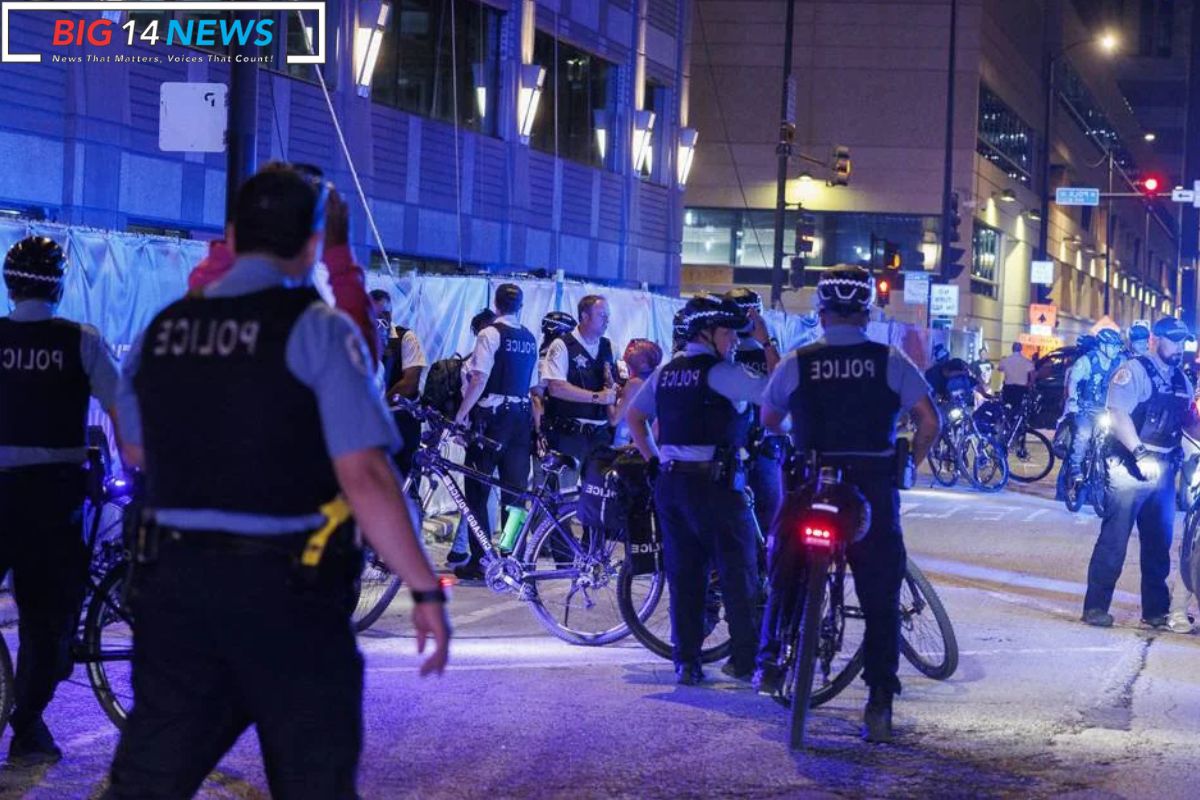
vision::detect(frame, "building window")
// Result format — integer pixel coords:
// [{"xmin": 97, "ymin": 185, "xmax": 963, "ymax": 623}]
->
[
  {"xmin": 371, "ymin": 0, "xmax": 502, "ymax": 136},
  {"xmin": 971, "ymin": 223, "xmax": 1001, "ymax": 298},
  {"xmin": 977, "ymin": 85, "xmax": 1034, "ymax": 186},
  {"xmin": 531, "ymin": 33, "xmax": 616, "ymax": 168},
  {"xmin": 1139, "ymin": 0, "xmax": 1175, "ymax": 58},
  {"xmin": 682, "ymin": 209, "xmax": 739, "ymax": 265}
]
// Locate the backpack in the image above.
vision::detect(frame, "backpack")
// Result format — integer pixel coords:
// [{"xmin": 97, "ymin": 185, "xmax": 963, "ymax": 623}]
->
[
  {"xmin": 577, "ymin": 448, "xmax": 659, "ymax": 572},
  {"xmin": 421, "ymin": 355, "xmax": 465, "ymax": 418}
]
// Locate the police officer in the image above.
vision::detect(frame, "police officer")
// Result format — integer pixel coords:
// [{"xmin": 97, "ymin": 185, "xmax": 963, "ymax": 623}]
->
[
  {"xmin": 1127, "ymin": 322, "xmax": 1151, "ymax": 357},
  {"xmin": 753, "ymin": 266, "xmax": 940, "ymax": 743},
  {"xmin": 1082, "ymin": 317, "xmax": 1200, "ymax": 629},
  {"xmin": 0, "ymin": 237, "xmax": 121, "ymax": 766},
  {"xmin": 368, "ymin": 288, "xmax": 428, "ymax": 485},
  {"xmin": 532, "ymin": 310, "xmax": 577, "ymax": 442},
  {"xmin": 924, "ymin": 343, "xmax": 982, "ymax": 407},
  {"xmin": 542, "ymin": 295, "xmax": 618, "ymax": 472},
  {"xmin": 627, "ymin": 295, "xmax": 767, "ymax": 685},
  {"xmin": 724, "ymin": 288, "xmax": 785, "ymax": 537},
  {"xmin": 453, "ymin": 283, "xmax": 539, "ymax": 581},
  {"xmin": 1060, "ymin": 328, "xmax": 1123, "ymax": 504},
  {"xmin": 106, "ymin": 169, "xmax": 450, "ymax": 798}
]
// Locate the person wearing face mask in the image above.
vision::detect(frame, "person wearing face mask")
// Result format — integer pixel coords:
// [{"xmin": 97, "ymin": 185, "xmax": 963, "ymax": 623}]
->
[
  {"xmin": 1059, "ymin": 328, "xmax": 1124, "ymax": 505},
  {"xmin": 1081, "ymin": 318, "xmax": 1200, "ymax": 630},
  {"xmin": 626, "ymin": 295, "xmax": 768, "ymax": 686}
]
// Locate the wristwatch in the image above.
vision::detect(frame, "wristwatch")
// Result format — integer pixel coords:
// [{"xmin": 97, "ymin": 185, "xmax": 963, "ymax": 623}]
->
[
  {"xmin": 592, "ymin": 391, "xmax": 600, "ymax": 403},
  {"xmin": 410, "ymin": 586, "xmax": 448, "ymax": 604}
]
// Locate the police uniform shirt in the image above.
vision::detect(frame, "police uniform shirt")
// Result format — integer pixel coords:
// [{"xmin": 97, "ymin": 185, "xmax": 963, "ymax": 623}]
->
[
  {"xmin": 540, "ymin": 329, "xmax": 611, "ymax": 424},
  {"xmin": 763, "ymin": 325, "xmax": 929, "ymax": 451},
  {"xmin": 116, "ymin": 257, "xmax": 400, "ymax": 535},
  {"xmin": 467, "ymin": 314, "xmax": 539, "ymax": 407},
  {"xmin": 1107, "ymin": 354, "xmax": 1195, "ymax": 453},
  {"xmin": 630, "ymin": 341, "xmax": 768, "ymax": 462},
  {"xmin": 0, "ymin": 300, "xmax": 120, "ymax": 468}
]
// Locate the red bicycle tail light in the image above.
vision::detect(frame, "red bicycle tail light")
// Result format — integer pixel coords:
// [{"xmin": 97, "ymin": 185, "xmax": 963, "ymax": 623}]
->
[
  {"xmin": 799, "ymin": 503, "xmax": 840, "ymax": 548},
  {"xmin": 802, "ymin": 525, "xmax": 834, "ymax": 547}
]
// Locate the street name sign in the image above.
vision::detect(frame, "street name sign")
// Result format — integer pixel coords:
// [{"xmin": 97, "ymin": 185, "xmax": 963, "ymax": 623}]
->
[{"xmin": 1055, "ymin": 187, "xmax": 1100, "ymax": 206}]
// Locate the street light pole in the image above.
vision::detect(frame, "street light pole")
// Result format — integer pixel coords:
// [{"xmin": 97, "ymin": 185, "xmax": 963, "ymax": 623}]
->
[
  {"xmin": 933, "ymin": 0, "xmax": 958, "ymax": 328},
  {"xmin": 769, "ymin": 0, "xmax": 798, "ymax": 309},
  {"xmin": 1104, "ymin": 148, "xmax": 1114, "ymax": 317}
]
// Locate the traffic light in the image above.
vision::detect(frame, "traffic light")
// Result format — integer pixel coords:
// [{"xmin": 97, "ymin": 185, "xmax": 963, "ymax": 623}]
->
[
  {"xmin": 789, "ymin": 256, "xmax": 805, "ymax": 289},
  {"xmin": 942, "ymin": 191, "xmax": 966, "ymax": 279},
  {"xmin": 948, "ymin": 192, "xmax": 962, "ymax": 242},
  {"xmin": 829, "ymin": 146, "xmax": 851, "ymax": 186},
  {"xmin": 1139, "ymin": 175, "xmax": 1163, "ymax": 196},
  {"xmin": 876, "ymin": 277, "xmax": 891, "ymax": 307},
  {"xmin": 794, "ymin": 214, "xmax": 817, "ymax": 255}
]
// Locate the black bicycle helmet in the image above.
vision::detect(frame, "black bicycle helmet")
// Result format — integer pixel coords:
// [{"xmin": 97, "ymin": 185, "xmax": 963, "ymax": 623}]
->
[
  {"xmin": 679, "ymin": 294, "xmax": 749, "ymax": 341},
  {"xmin": 672, "ymin": 308, "xmax": 688, "ymax": 353},
  {"xmin": 1095, "ymin": 328, "xmax": 1122, "ymax": 348},
  {"xmin": 816, "ymin": 264, "xmax": 874, "ymax": 314},
  {"xmin": 3, "ymin": 236, "xmax": 66, "ymax": 301},
  {"xmin": 541, "ymin": 310, "xmax": 576, "ymax": 340}
]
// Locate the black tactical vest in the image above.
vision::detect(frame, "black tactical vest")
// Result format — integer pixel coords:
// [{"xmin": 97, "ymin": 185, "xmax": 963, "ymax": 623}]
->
[
  {"xmin": 0, "ymin": 317, "xmax": 90, "ymax": 449},
  {"xmin": 545, "ymin": 335, "xmax": 614, "ymax": 421},
  {"xmin": 735, "ymin": 342, "xmax": 769, "ymax": 379},
  {"xmin": 789, "ymin": 340, "xmax": 900, "ymax": 454},
  {"xmin": 1131, "ymin": 355, "xmax": 1192, "ymax": 450},
  {"xmin": 134, "ymin": 287, "xmax": 339, "ymax": 515},
  {"xmin": 655, "ymin": 353, "xmax": 750, "ymax": 448},
  {"xmin": 1076, "ymin": 351, "xmax": 1119, "ymax": 412},
  {"xmin": 482, "ymin": 322, "xmax": 537, "ymax": 397}
]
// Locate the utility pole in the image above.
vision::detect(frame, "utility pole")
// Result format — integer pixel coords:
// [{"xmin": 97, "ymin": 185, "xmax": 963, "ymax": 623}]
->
[
  {"xmin": 1180, "ymin": 0, "xmax": 1200, "ymax": 326},
  {"xmin": 770, "ymin": 0, "xmax": 798, "ymax": 309},
  {"xmin": 225, "ymin": 11, "xmax": 261, "ymax": 220},
  {"xmin": 931, "ymin": 0, "xmax": 958, "ymax": 327},
  {"xmin": 1104, "ymin": 149, "xmax": 1114, "ymax": 317}
]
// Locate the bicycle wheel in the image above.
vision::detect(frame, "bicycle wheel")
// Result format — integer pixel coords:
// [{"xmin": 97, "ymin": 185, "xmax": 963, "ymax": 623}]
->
[
  {"xmin": 84, "ymin": 565, "xmax": 135, "ymax": 728},
  {"xmin": 0, "ymin": 636, "xmax": 13, "ymax": 735},
  {"xmin": 1089, "ymin": 467, "xmax": 1111, "ymax": 519},
  {"xmin": 353, "ymin": 545, "xmax": 403, "ymax": 633},
  {"xmin": 1064, "ymin": 477, "xmax": 1085, "ymax": 512},
  {"xmin": 898, "ymin": 559, "xmax": 958, "ymax": 680},
  {"xmin": 929, "ymin": 432, "xmax": 959, "ymax": 487},
  {"xmin": 615, "ymin": 559, "xmax": 732, "ymax": 664},
  {"xmin": 786, "ymin": 551, "xmax": 830, "ymax": 750},
  {"xmin": 523, "ymin": 501, "xmax": 633, "ymax": 646},
  {"xmin": 1006, "ymin": 429, "xmax": 1054, "ymax": 483},
  {"xmin": 960, "ymin": 434, "xmax": 1009, "ymax": 492}
]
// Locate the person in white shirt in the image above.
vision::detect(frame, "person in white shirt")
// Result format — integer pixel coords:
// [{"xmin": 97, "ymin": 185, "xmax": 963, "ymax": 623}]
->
[
  {"xmin": 369, "ymin": 290, "xmax": 428, "ymax": 483},
  {"xmin": 997, "ymin": 342, "xmax": 1035, "ymax": 411}
]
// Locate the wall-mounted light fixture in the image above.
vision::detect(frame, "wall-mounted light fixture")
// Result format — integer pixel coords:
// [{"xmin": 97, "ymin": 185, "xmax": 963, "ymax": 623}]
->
[
  {"xmin": 999, "ymin": 188, "xmax": 1017, "ymax": 203},
  {"xmin": 632, "ymin": 109, "xmax": 656, "ymax": 172},
  {"xmin": 472, "ymin": 63, "xmax": 488, "ymax": 119},
  {"xmin": 594, "ymin": 110, "xmax": 610, "ymax": 162},
  {"xmin": 355, "ymin": 0, "xmax": 391, "ymax": 98},
  {"xmin": 1025, "ymin": 208, "xmax": 1042, "ymax": 222},
  {"xmin": 517, "ymin": 64, "xmax": 546, "ymax": 141},
  {"xmin": 677, "ymin": 127, "xmax": 698, "ymax": 185}
]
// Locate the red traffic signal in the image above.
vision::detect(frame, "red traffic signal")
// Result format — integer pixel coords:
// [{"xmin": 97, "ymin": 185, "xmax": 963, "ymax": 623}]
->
[
  {"xmin": 876, "ymin": 278, "xmax": 891, "ymax": 307},
  {"xmin": 1140, "ymin": 175, "xmax": 1162, "ymax": 195}
]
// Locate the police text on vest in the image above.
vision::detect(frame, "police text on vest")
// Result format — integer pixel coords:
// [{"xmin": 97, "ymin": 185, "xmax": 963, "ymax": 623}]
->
[
  {"xmin": 810, "ymin": 358, "xmax": 876, "ymax": 380},
  {"xmin": 152, "ymin": 318, "xmax": 260, "ymax": 357},
  {"xmin": 1, "ymin": 347, "xmax": 65, "ymax": 371}
]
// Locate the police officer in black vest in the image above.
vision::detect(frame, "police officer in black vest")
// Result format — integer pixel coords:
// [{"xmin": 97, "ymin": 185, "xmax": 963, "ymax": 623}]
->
[
  {"xmin": 0, "ymin": 236, "xmax": 121, "ymax": 766},
  {"xmin": 1082, "ymin": 317, "xmax": 1200, "ymax": 629},
  {"xmin": 454, "ymin": 283, "xmax": 539, "ymax": 581},
  {"xmin": 541, "ymin": 295, "xmax": 618, "ymax": 473},
  {"xmin": 627, "ymin": 295, "xmax": 768, "ymax": 685},
  {"xmin": 724, "ymin": 288, "xmax": 785, "ymax": 537},
  {"xmin": 368, "ymin": 288, "xmax": 428, "ymax": 487},
  {"xmin": 754, "ymin": 266, "xmax": 940, "ymax": 743},
  {"xmin": 106, "ymin": 169, "xmax": 450, "ymax": 798}
]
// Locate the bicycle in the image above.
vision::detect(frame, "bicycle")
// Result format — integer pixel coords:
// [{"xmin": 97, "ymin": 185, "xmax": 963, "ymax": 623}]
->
[
  {"xmin": 768, "ymin": 465, "xmax": 958, "ymax": 750},
  {"xmin": 1064, "ymin": 413, "xmax": 1112, "ymax": 517},
  {"xmin": 353, "ymin": 399, "xmax": 647, "ymax": 645},
  {"xmin": 930, "ymin": 394, "xmax": 1009, "ymax": 492},
  {"xmin": 0, "ymin": 436, "xmax": 137, "ymax": 732},
  {"xmin": 976, "ymin": 392, "xmax": 1055, "ymax": 483}
]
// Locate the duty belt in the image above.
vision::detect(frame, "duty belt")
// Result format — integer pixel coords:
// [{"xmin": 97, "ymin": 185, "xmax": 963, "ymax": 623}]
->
[
  {"xmin": 663, "ymin": 460, "xmax": 717, "ymax": 474},
  {"xmin": 545, "ymin": 416, "xmax": 609, "ymax": 435}
]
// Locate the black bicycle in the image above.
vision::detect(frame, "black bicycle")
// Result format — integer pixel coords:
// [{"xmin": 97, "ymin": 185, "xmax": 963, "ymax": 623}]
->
[
  {"xmin": 930, "ymin": 394, "xmax": 1009, "ymax": 492},
  {"xmin": 976, "ymin": 392, "xmax": 1055, "ymax": 483},
  {"xmin": 1064, "ymin": 414, "xmax": 1112, "ymax": 517},
  {"xmin": 0, "ymin": 436, "xmax": 137, "ymax": 731},
  {"xmin": 354, "ymin": 399, "xmax": 649, "ymax": 645}
]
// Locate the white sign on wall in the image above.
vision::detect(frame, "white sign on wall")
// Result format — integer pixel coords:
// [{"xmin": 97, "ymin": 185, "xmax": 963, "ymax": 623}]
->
[
  {"xmin": 160, "ymin": 83, "xmax": 227, "ymax": 153},
  {"xmin": 1031, "ymin": 260, "xmax": 1054, "ymax": 286},
  {"xmin": 930, "ymin": 284, "xmax": 959, "ymax": 317},
  {"xmin": 904, "ymin": 273, "xmax": 930, "ymax": 305}
]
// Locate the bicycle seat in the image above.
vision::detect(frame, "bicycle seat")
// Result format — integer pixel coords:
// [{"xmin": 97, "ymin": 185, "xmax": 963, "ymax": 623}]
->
[{"xmin": 540, "ymin": 451, "xmax": 578, "ymax": 475}]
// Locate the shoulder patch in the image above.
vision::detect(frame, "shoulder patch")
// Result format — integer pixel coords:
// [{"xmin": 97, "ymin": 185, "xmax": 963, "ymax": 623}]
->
[
  {"xmin": 343, "ymin": 332, "xmax": 369, "ymax": 376},
  {"xmin": 1112, "ymin": 367, "xmax": 1132, "ymax": 386}
]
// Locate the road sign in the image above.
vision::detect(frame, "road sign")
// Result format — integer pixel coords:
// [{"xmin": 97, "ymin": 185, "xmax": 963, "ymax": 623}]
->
[
  {"xmin": 1029, "ymin": 303, "xmax": 1057, "ymax": 330},
  {"xmin": 1031, "ymin": 260, "xmax": 1054, "ymax": 286},
  {"xmin": 904, "ymin": 273, "xmax": 930, "ymax": 305},
  {"xmin": 1172, "ymin": 188, "xmax": 1196, "ymax": 204},
  {"xmin": 1055, "ymin": 187, "xmax": 1100, "ymax": 207},
  {"xmin": 930, "ymin": 284, "xmax": 959, "ymax": 317}
]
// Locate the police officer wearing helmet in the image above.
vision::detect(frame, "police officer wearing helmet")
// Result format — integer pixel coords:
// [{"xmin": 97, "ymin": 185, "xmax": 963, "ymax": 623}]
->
[
  {"xmin": 541, "ymin": 295, "xmax": 618, "ymax": 474},
  {"xmin": 627, "ymin": 295, "xmax": 768, "ymax": 685},
  {"xmin": 754, "ymin": 265, "xmax": 940, "ymax": 743},
  {"xmin": 1060, "ymin": 327, "xmax": 1123, "ymax": 503},
  {"xmin": 532, "ymin": 311, "xmax": 576, "ymax": 440},
  {"xmin": 107, "ymin": 169, "xmax": 450, "ymax": 798},
  {"xmin": 1127, "ymin": 321, "xmax": 1151, "ymax": 357},
  {"xmin": 454, "ymin": 283, "xmax": 539, "ymax": 581},
  {"xmin": 1081, "ymin": 317, "xmax": 1200, "ymax": 629},
  {"xmin": 0, "ymin": 236, "xmax": 121, "ymax": 766},
  {"xmin": 724, "ymin": 288, "xmax": 785, "ymax": 539}
]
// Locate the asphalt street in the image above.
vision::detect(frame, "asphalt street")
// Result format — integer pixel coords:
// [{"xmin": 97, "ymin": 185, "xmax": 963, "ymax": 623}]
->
[{"xmin": 1, "ymin": 477, "xmax": 1198, "ymax": 799}]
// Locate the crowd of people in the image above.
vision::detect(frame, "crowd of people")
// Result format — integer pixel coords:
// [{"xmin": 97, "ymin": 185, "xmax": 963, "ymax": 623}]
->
[{"xmin": 1, "ymin": 160, "xmax": 1198, "ymax": 794}]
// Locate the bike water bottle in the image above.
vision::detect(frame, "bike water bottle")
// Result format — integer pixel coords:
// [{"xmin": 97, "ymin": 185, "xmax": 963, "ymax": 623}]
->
[{"xmin": 499, "ymin": 505, "xmax": 527, "ymax": 553}]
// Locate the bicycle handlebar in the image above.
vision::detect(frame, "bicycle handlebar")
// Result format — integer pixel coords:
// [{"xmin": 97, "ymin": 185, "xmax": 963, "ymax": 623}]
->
[{"xmin": 389, "ymin": 397, "xmax": 502, "ymax": 452}]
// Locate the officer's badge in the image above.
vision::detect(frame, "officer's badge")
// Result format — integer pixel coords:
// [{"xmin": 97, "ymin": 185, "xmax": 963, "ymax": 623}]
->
[
  {"xmin": 574, "ymin": 354, "xmax": 591, "ymax": 371},
  {"xmin": 344, "ymin": 333, "xmax": 369, "ymax": 376},
  {"xmin": 1112, "ymin": 367, "xmax": 1132, "ymax": 386}
]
